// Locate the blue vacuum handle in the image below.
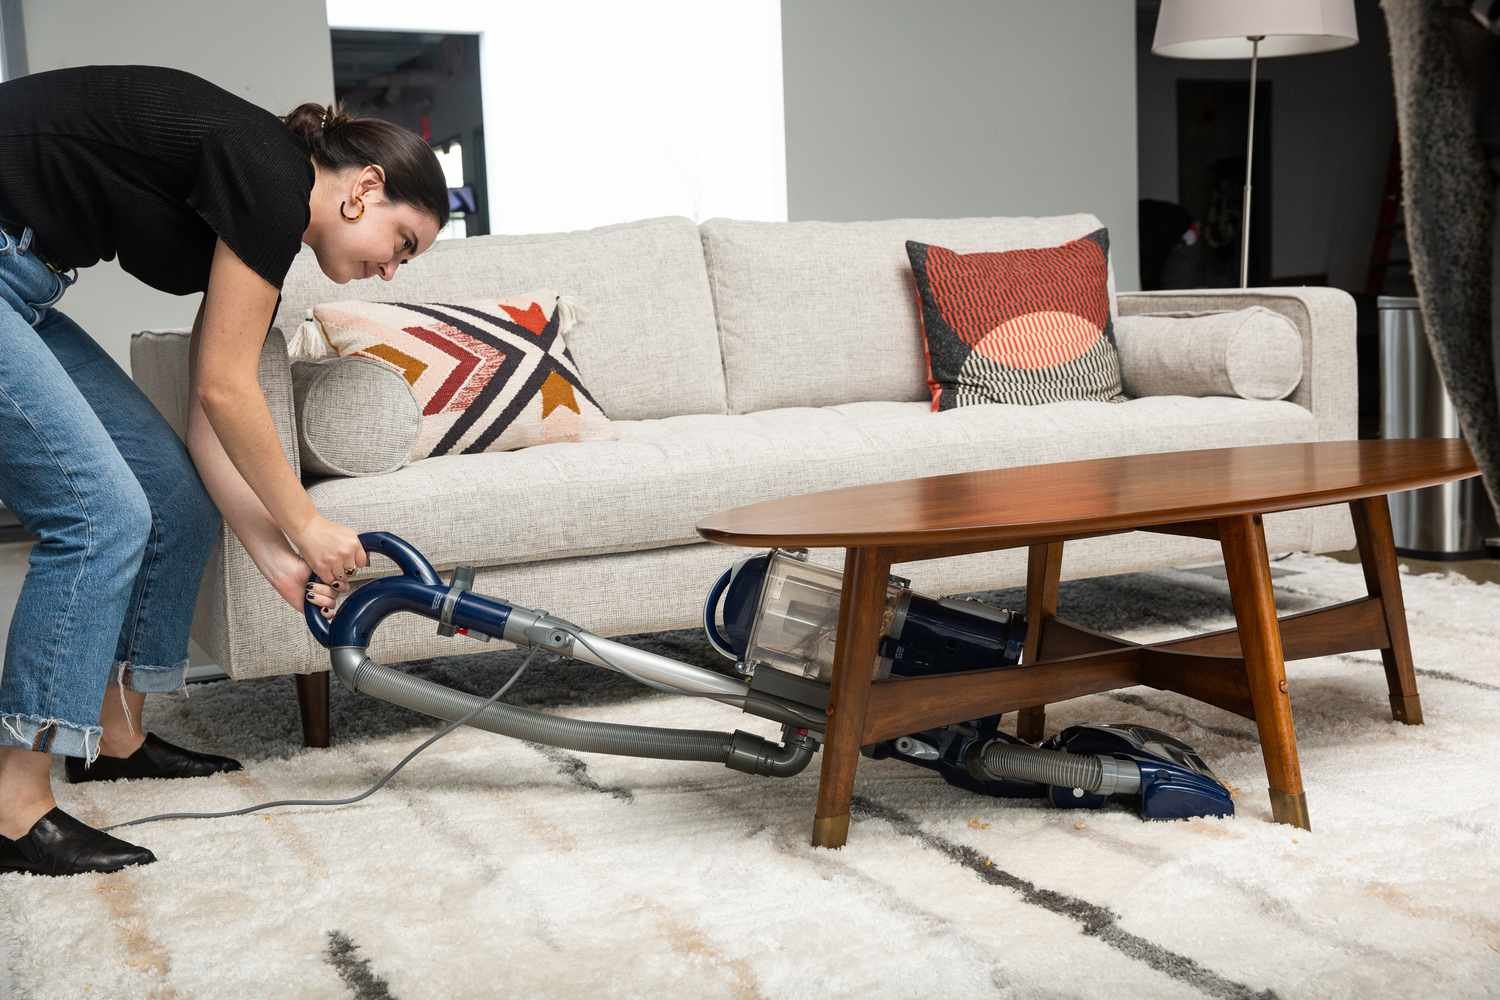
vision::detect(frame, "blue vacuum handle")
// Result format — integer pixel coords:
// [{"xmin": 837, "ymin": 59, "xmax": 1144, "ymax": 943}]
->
[
  {"xmin": 702, "ymin": 567, "xmax": 738, "ymax": 661},
  {"xmin": 303, "ymin": 531, "xmax": 444, "ymax": 645}
]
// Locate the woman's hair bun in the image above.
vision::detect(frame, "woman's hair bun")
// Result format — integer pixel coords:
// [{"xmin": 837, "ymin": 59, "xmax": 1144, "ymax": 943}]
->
[{"xmin": 283, "ymin": 102, "xmax": 353, "ymax": 143}]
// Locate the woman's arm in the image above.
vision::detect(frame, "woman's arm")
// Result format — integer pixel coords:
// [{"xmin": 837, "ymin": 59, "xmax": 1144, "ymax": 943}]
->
[
  {"xmin": 190, "ymin": 237, "xmax": 367, "ymax": 596},
  {"xmin": 184, "ymin": 298, "xmax": 292, "ymax": 562},
  {"xmin": 191, "ymin": 238, "xmax": 319, "ymax": 543},
  {"xmin": 184, "ymin": 251, "xmax": 338, "ymax": 611}
]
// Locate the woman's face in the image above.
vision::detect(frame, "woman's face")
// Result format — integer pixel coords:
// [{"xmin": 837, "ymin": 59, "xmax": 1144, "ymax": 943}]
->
[{"xmin": 313, "ymin": 165, "xmax": 442, "ymax": 284}]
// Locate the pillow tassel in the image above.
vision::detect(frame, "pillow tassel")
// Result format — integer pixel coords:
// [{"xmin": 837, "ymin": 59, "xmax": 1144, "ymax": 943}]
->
[{"xmin": 287, "ymin": 313, "xmax": 335, "ymax": 362}]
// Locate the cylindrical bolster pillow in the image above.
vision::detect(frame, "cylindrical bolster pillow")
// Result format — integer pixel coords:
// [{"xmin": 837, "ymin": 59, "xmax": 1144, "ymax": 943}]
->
[
  {"xmin": 1114, "ymin": 306, "xmax": 1304, "ymax": 401},
  {"xmin": 290, "ymin": 357, "xmax": 420, "ymax": 477}
]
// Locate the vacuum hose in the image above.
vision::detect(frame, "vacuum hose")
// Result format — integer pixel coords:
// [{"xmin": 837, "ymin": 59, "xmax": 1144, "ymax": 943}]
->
[
  {"xmin": 329, "ymin": 647, "xmax": 811, "ymax": 774},
  {"xmin": 970, "ymin": 741, "xmax": 1141, "ymax": 796}
]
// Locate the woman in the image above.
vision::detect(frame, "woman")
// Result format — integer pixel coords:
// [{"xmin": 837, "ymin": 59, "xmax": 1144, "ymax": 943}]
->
[{"xmin": 0, "ymin": 65, "xmax": 447, "ymax": 877}]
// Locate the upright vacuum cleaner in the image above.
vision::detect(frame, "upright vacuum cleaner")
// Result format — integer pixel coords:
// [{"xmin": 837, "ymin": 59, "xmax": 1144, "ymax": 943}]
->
[{"xmin": 307, "ymin": 533, "xmax": 1233, "ymax": 822}]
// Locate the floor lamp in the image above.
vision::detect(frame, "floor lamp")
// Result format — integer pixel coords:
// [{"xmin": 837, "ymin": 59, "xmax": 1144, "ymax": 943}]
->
[{"xmin": 1152, "ymin": 0, "xmax": 1359, "ymax": 288}]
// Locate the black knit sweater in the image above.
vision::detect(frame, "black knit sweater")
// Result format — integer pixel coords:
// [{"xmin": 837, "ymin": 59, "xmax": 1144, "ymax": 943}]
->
[{"xmin": 0, "ymin": 64, "xmax": 314, "ymax": 293}]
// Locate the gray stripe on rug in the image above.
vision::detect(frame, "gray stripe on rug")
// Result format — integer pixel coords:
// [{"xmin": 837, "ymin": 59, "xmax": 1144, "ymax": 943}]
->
[
  {"xmin": 325, "ymin": 930, "xmax": 397, "ymax": 1000},
  {"xmin": 1335, "ymin": 652, "xmax": 1500, "ymax": 693},
  {"xmin": 525, "ymin": 741, "xmax": 637, "ymax": 801},
  {"xmin": 851, "ymin": 795, "xmax": 1279, "ymax": 1000},
  {"xmin": 1413, "ymin": 666, "xmax": 1500, "ymax": 693}
]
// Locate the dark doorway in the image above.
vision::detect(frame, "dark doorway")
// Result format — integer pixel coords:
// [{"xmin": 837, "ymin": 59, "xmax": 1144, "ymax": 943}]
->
[
  {"xmin": 1176, "ymin": 79, "xmax": 1272, "ymax": 288},
  {"xmin": 331, "ymin": 30, "xmax": 489, "ymax": 239}
]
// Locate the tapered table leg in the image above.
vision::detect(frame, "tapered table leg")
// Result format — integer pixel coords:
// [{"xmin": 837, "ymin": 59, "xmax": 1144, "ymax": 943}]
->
[
  {"xmin": 812, "ymin": 546, "xmax": 891, "ymax": 849},
  {"xmin": 1016, "ymin": 542, "xmax": 1064, "ymax": 743},
  {"xmin": 1350, "ymin": 495, "xmax": 1424, "ymax": 725},
  {"xmin": 1219, "ymin": 513, "xmax": 1310, "ymax": 830}
]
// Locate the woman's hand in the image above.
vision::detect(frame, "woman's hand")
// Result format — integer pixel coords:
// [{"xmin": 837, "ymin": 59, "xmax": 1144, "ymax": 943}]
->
[
  {"xmin": 256, "ymin": 542, "xmax": 342, "ymax": 617},
  {"xmin": 288, "ymin": 513, "xmax": 369, "ymax": 589}
]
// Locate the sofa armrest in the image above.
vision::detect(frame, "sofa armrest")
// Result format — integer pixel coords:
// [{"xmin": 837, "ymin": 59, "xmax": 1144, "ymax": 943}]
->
[
  {"xmin": 1117, "ymin": 287, "xmax": 1357, "ymax": 443},
  {"xmin": 129, "ymin": 325, "xmax": 301, "ymax": 469},
  {"xmin": 128, "ymin": 325, "xmax": 306, "ymax": 676}
]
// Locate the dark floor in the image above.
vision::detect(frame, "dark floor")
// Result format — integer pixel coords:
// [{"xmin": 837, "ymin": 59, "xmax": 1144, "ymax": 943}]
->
[{"xmin": 1321, "ymin": 547, "xmax": 1500, "ymax": 585}]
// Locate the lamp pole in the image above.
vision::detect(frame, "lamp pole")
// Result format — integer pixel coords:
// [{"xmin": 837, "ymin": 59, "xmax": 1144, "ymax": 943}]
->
[{"xmin": 1240, "ymin": 35, "xmax": 1263, "ymax": 289}]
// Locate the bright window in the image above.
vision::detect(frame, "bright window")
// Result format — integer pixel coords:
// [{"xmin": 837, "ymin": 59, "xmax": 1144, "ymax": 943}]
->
[
  {"xmin": 324, "ymin": 0, "xmax": 787, "ymax": 234},
  {"xmin": 433, "ymin": 140, "xmax": 468, "ymax": 240}
]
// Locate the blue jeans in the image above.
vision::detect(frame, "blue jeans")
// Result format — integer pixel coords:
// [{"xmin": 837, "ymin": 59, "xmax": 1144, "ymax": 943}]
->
[{"xmin": 0, "ymin": 225, "xmax": 221, "ymax": 764}]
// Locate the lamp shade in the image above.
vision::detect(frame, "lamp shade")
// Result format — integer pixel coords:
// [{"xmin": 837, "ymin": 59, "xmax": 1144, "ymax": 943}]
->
[{"xmin": 1153, "ymin": 0, "xmax": 1358, "ymax": 59}]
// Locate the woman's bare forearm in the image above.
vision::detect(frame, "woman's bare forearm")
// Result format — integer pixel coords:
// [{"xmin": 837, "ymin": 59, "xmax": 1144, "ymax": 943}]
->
[
  {"xmin": 195, "ymin": 384, "xmax": 318, "ymax": 545},
  {"xmin": 182, "ymin": 296, "xmax": 298, "ymax": 563},
  {"xmin": 187, "ymin": 238, "xmax": 358, "ymax": 590},
  {"xmin": 185, "ymin": 388, "xmax": 292, "ymax": 564}
]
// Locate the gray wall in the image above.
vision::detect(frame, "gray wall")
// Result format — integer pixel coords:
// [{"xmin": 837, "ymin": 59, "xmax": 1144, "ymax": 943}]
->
[
  {"xmin": 16, "ymin": 0, "xmax": 334, "ymax": 373},
  {"xmin": 0, "ymin": 0, "xmax": 25, "ymax": 80},
  {"xmin": 1136, "ymin": 0, "xmax": 1394, "ymax": 291},
  {"xmin": 781, "ymin": 0, "xmax": 1140, "ymax": 290}
]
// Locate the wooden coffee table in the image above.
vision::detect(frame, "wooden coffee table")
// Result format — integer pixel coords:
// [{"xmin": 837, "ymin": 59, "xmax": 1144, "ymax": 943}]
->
[{"xmin": 697, "ymin": 439, "xmax": 1481, "ymax": 848}]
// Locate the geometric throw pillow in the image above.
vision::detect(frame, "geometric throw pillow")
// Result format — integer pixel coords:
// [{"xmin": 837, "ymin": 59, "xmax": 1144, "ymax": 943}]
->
[
  {"xmin": 299, "ymin": 292, "xmax": 613, "ymax": 458},
  {"xmin": 906, "ymin": 230, "xmax": 1128, "ymax": 410}
]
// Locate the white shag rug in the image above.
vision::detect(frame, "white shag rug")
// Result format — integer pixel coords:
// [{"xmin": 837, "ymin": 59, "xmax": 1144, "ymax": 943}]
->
[{"xmin": 2, "ymin": 552, "xmax": 1499, "ymax": 999}]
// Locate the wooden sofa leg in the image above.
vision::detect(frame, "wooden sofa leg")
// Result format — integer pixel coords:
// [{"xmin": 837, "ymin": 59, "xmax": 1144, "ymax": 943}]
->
[{"xmin": 295, "ymin": 672, "xmax": 331, "ymax": 748}]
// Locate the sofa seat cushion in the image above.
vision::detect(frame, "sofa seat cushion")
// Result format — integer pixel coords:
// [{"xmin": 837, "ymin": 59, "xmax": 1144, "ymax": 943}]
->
[{"xmin": 306, "ymin": 396, "xmax": 1316, "ymax": 577}]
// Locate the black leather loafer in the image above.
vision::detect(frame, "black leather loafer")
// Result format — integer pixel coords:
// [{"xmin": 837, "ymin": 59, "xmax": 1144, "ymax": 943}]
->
[
  {"xmin": 0, "ymin": 806, "xmax": 155, "ymax": 877},
  {"xmin": 64, "ymin": 731, "xmax": 244, "ymax": 784}
]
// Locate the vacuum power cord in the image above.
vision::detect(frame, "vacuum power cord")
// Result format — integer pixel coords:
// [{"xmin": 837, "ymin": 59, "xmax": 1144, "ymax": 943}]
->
[{"xmin": 98, "ymin": 647, "xmax": 542, "ymax": 834}]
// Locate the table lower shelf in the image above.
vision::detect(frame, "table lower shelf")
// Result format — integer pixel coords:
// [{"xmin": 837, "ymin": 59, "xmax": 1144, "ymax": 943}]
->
[{"xmin": 859, "ymin": 594, "xmax": 1406, "ymax": 745}]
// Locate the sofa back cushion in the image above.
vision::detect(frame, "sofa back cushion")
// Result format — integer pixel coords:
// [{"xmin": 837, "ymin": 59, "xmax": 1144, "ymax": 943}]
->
[
  {"xmin": 272, "ymin": 215, "xmax": 726, "ymax": 420},
  {"xmin": 700, "ymin": 214, "xmax": 1117, "ymax": 413}
]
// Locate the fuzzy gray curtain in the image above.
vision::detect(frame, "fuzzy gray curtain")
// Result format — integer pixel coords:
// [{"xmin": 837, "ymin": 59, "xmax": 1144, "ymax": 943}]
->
[{"xmin": 1382, "ymin": 0, "xmax": 1500, "ymax": 523}]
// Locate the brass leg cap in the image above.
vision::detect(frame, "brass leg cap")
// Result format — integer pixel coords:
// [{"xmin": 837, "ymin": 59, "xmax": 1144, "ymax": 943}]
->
[
  {"xmin": 1391, "ymin": 694, "xmax": 1424, "ymax": 726},
  {"xmin": 812, "ymin": 814, "xmax": 850, "ymax": 849},
  {"xmin": 1269, "ymin": 788, "xmax": 1311, "ymax": 831}
]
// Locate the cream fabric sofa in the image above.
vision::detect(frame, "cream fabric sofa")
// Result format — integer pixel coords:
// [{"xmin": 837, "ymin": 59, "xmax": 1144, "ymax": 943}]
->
[{"xmin": 129, "ymin": 214, "xmax": 1357, "ymax": 746}]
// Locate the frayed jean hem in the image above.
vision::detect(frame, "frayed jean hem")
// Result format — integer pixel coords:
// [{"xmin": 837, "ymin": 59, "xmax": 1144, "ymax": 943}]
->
[
  {"xmin": 108, "ymin": 656, "xmax": 190, "ymax": 738},
  {"xmin": 0, "ymin": 712, "xmax": 103, "ymax": 767},
  {"xmin": 111, "ymin": 656, "xmax": 190, "ymax": 695}
]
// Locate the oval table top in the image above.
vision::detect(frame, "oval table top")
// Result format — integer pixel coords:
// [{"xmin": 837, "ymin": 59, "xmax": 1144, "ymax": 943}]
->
[{"xmin": 696, "ymin": 439, "xmax": 1481, "ymax": 551}]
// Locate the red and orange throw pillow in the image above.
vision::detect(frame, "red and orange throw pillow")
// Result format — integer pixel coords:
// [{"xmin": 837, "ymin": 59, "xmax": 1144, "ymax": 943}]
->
[
  {"xmin": 301, "ymin": 292, "xmax": 613, "ymax": 457},
  {"xmin": 906, "ymin": 230, "xmax": 1127, "ymax": 410}
]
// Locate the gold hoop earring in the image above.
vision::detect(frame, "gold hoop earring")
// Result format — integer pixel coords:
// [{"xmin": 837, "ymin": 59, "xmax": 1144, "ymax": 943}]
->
[{"xmin": 340, "ymin": 199, "xmax": 365, "ymax": 222}]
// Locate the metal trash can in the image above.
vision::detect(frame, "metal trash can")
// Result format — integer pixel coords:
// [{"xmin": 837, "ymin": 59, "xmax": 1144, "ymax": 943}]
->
[{"xmin": 1378, "ymin": 295, "xmax": 1499, "ymax": 559}]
